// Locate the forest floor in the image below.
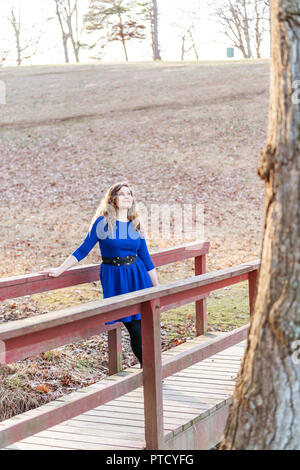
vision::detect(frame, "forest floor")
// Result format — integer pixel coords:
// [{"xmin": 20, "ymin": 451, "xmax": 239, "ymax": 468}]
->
[{"xmin": 0, "ymin": 60, "xmax": 270, "ymax": 419}]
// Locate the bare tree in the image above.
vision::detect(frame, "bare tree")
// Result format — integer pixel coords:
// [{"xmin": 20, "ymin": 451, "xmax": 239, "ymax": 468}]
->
[
  {"xmin": 211, "ymin": 0, "xmax": 253, "ymax": 58},
  {"xmin": 253, "ymin": 0, "xmax": 270, "ymax": 58},
  {"xmin": 171, "ymin": 7, "xmax": 201, "ymax": 61},
  {"xmin": 209, "ymin": 0, "xmax": 270, "ymax": 59},
  {"xmin": 7, "ymin": 4, "xmax": 41, "ymax": 65},
  {"xmin": 52, "ymin": 0, "xmax": 88, "ymax": 63},
  {"xmin": 220, "ymin": 0, "xmax": 300, "ymax": 449},
  {"xmin": 85, "ymin": 0, "xmax": 146, "ymax": 62}
]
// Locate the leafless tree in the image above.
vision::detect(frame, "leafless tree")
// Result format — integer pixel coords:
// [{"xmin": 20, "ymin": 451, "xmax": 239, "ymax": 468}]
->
[
  {"xmin": 171, "ymin": 7, "xmax": 201, "ymax": 61},
  {"xmin": 52, "ymin": 0, "xmax": 88, "ymax": 63},
  {"xmin": 7, "ymin": 4, "xmax": 41, "ymax": 65},
  {"xmin": 253, "ymin": 0, "xmax": 270, "ymax": 58},
  {"xmin": 210, "ymin": 0, "xmax": 270, "ymax": 59},
  {"xmin": 220, "ymin": 0, "xmax": 300, "ymax": 449}
]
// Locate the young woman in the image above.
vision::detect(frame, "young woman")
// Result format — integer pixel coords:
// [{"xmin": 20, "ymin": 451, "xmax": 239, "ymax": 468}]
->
[{"xmin": 40, "ymin": 182, "xmax": 159, "ymax": 367}]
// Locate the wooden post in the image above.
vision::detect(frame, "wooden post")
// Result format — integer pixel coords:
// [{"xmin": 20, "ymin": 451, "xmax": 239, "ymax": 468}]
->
[
  {"xmin": 141, "ymin": 298, "xmax": 164, "ymax": 450},
  {"xmin": 195, "ymin": 254, "xmax": 207, "ymax": 335},
  {"xmin": 108, "ymin": 327, "xmax": 122, "ymax": 375},
  {"xmin": 248, "ymin": 270, "xmax": 258, "ymax": 317}
]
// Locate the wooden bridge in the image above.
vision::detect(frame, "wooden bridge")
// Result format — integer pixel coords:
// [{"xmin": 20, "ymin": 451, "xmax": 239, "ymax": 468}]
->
[{"xmin": 0, "ymin": 241, "xmax": 259, "ymax": 450}]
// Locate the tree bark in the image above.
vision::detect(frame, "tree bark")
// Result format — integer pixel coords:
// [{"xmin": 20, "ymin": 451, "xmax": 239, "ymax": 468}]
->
[
  {"xmin": 219, "ymin": 0, "xmax": 300, "ymax": 450},
  {"xmin": 152, "ymin": 0, "xmax": 161, "ymax": 60},
  {"xmin": 242, "ymin": 0, "xmax": 253, "ymax": 57}
]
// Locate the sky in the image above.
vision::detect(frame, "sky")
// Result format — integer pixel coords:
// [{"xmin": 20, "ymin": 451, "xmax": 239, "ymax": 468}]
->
[{"xmin": 0, "ymin": 0, "xmax": 270, "ymax": 66}]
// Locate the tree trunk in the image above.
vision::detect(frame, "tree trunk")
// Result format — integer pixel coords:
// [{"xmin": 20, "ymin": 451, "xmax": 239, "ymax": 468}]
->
[
  {"xmin": 55, "ymin": 0, "xmax": 70, "ymax": 64},
  {"xmin": 121, "ymin": 37, "xmax": 128, "ymax": 62},
  {"xmin": 181, "ymin": 36, "xmax": 186, "ymax": 61},
  {"xmin": 117, "ymin": 12, "xmax": 128, "ymax": 62},
  {"xmin": 63, "ymin": 34, "xmax": 70, "ymax": 63},
  {"xmin": 242, "ymin": 0, "xmax": 253, "ymax": 58},
  {"xmin": 152, "ymin": 0, "xmax": 161, "ymax": 60},
  {"xmin": 10, "ymin": 8, "xmax": 22, "ymax": 66},
  {"xmin": 219, "ymin": 0, "xmax": 300, "ymax": 450}
]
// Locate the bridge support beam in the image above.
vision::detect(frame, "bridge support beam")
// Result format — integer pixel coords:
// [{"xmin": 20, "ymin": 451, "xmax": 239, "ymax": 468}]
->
[{"xmin": 141, "ymin": 298, "xmax": 164, "ymax": 450}]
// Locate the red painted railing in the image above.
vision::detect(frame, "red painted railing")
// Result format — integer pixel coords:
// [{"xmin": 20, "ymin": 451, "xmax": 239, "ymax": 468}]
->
[
  {"xmin": 0, "ymin": 241, "xmax": 260, "ymax": 450},
  {"xmin": 0, "ymin": 241, "xmax": 209, "ymax": 373}
]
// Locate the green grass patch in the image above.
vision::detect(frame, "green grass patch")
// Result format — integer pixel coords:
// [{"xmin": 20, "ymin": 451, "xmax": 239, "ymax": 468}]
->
[{"xmin": 161, "ymin": 281, "xmax": 250, "ymax": 338}]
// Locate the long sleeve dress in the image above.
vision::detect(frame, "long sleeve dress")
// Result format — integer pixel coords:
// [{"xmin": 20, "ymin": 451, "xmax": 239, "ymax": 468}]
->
[{"xmin": 71, "ymin": 215, "xmax": 155, "ymax": 324}]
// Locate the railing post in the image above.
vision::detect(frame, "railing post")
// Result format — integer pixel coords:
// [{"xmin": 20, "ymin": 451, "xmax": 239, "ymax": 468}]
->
[
  {"xmin": 108, "ymin": 327, "xmax": 123, "ymax": 375},
  {"xmin": 141, "ymin": 298, "xmax": 164, "ymax": 450},
  {"xmin": 248, "ymin": 269, "xmax": 258, "ymax": 317},
  {"xmin": 195, "ymin": 254, "xmax": 207, "ymax": 335}
]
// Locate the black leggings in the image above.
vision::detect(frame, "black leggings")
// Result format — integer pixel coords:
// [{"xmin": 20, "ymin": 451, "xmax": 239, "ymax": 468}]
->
[{"xmin": 123, "ymin": 319, "xmax": 143, "ymax": 366}]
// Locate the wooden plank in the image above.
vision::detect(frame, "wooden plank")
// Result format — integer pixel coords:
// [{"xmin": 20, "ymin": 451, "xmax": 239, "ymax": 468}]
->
[
  {"xmin": 0, "ymin": 264, "xmax": 101, "ymax": 301},
  {"xmin": 248, "ymin": 269, "xmax": 258, "ymax": 316},
  {"xmin": 166, "ymin": 376, "xmax": 236, "ymax": 386},
  {"xmin": 93, "ymin": 401, "xmax": 208, "ymax": 414},
  {"xmin": 161, "ymin": 324, "xmax": 249, "ymax": 381},
  {"xmin": 100, "ymin": 398, "xmax": 211, "ymax": 413},
  {"xmin": 90, "ymin": 404, "xmax": 206, "ymax": 418},
  {"xmin": 162, "ymin": 389, "xmax": 232, "ymax": 400},
  {"xmin": 79, "ymin": 410, "xmax": 190, "ymax": 427},
  {"xmin": 5, "ymin": 442, "xmax": 71, "ymax": 450},
  {"xmin": 12, "ymin": 435, "xmax": 136, "ymax": 450},
  {"xmin": 108, "ymin": 326, "xmax": 123, "ymax": 375},
  {"xmin": 25, "ymin": 429, "xmax": 144, "ymax": 449},
  {"xmin": 62, "ymin": 416, "xmax": 178, "ymax": 433},
  {"xmin": 51, "ymin": 395, "xmax": 212, "ymax": 413},
  {"xmin": 179, "ymin": 363, "xmax": 241, "ymax": 372},
  {"xmin": 163, "ymin": 380, "xmax": 235, "ymax": 391},
  {"xmin": 45, "ymin": 424, "xmax": 146, "ymax": 441},
  {"xmin": 195, "ymin": 254, "xmax": 207, "ymax": 335}
]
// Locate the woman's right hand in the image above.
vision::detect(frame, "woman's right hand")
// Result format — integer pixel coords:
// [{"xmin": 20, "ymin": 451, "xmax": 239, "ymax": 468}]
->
[{"xmin": 39, "ymin": 268, "xmax": 62, "ymax": 278}]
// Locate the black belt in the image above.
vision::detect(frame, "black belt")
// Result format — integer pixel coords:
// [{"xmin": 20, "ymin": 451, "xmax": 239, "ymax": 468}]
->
[{"xmin": 101, "ymin": 254, "xmax": 138, "ymax": 266}]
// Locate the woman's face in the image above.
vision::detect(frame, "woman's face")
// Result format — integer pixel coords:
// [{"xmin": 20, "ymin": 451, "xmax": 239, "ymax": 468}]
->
[{"xmin": 116, "ymin": 186, "xmax": 133, "ymax": 210}]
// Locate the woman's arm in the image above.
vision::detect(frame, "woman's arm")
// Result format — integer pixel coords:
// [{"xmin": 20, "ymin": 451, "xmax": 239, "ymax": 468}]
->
[
  {"xmin": 147, "ymin": 267, "xmax": 159, "ymax": 287},
  {"xmin": 39, "ymin": 216, "xmax": 103, "ymax": 277},
  {"xmin": 39, "ymin": 254, "xmax": 78, "ymax": 277},
  {"xmin": 136, "ymin": 237, "xmax": 159, "ymax": 286}
]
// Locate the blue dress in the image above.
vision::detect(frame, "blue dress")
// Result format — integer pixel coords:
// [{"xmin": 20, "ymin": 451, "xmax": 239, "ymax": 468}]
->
[{"xmin": 72, "ymin": 216, "xmax": 155, "ymax": 324}]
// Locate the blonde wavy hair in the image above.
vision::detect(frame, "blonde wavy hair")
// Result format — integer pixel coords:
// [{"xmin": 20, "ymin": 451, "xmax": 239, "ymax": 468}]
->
[{"xmin": 88, "ymin": 181, "xmax": 145, "ymax": 237}]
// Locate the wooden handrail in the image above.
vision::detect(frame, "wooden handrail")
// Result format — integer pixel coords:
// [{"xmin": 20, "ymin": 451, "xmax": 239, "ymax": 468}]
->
[
  {"xmin": 0, "ymin": 259, "xmax": 260, "ymax": 450},
  {"xmin": 0, "ymin": 240, "xmax": 210, "ymax": 375},
  {"xmin": 0, "ymin": 241, "xmax": 210, "ymax": 301},
  {"xmin": 0, "ymin": 260, "xmax": 259, "ymax": 343}
]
